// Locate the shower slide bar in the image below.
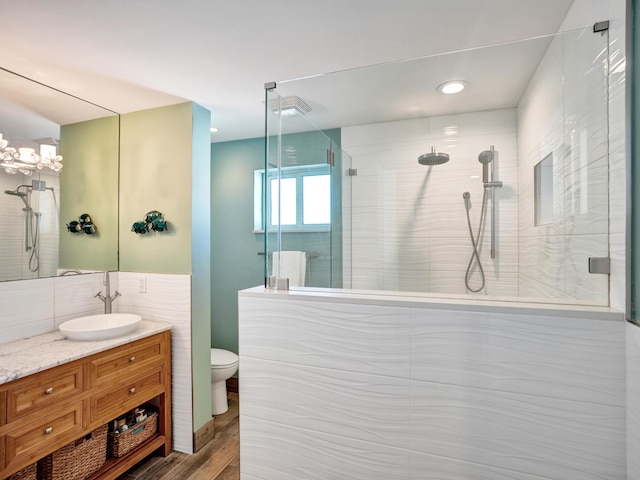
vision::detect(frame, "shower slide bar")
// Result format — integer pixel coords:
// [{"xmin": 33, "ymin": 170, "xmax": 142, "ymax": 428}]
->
[{"xmin": 483, "ymin": 145, "xmax": 502, "ymax": 259}]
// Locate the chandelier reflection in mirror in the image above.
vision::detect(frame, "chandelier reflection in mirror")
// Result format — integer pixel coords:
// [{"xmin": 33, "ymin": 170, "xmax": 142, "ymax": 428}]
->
[{"xmin": 0, "ymin": 133, "xmax": 63, "ymax": 175}]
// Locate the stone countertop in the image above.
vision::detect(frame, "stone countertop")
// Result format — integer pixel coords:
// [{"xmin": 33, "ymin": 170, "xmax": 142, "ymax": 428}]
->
[{"xmin": 0, "ymin": 319, "xmax": 171, "ymax": 385}]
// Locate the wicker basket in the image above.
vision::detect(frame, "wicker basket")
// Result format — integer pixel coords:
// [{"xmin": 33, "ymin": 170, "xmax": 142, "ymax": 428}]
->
[
  {"xmin": 108, "ymin": 411, "xmax": 158, "ymax": 458},
  {"xmin": 8, "ymin": 462, "xmax": 37, "ymax": 480},
  {"xmin": 39, "ymin": 424, "xmax": 108, "ymax": 480}
]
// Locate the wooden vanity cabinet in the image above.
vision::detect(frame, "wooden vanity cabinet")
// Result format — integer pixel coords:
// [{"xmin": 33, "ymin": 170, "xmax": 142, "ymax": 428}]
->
[{"xmin": 0, "ymin": 330, "xmax": 172, "ymax": 480}]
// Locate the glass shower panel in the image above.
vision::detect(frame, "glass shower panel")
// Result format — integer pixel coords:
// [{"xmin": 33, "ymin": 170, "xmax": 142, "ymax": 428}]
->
[
  {"xmin": 264, "ymin": 89, "xmax": 346, "ymax": 289},
  {"xmin": 267, "ymin": 26, "xmax": 610, "ymax": 305},
  {"xmin": 558, "ymin": 27, "xmax": 610, "ymax": 304}
]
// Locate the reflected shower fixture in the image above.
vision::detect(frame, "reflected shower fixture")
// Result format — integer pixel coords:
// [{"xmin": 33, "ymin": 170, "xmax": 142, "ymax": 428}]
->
[
  {"xmin": 268, "ymin": 96, "xmax": 311, "ymax": 116},
  {"xmin": 418, "ymin": 146, "xmax": 450, "ymax": 166},
  {"xmin": 0, "ymin": 134, "xmax": 63, "ymax": 175}
]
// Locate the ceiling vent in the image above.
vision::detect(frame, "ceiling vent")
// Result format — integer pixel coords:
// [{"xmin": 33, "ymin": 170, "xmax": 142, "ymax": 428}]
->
[{"xmin": 268, "ymin": 96, "xmax": 311, "ymax": 116}]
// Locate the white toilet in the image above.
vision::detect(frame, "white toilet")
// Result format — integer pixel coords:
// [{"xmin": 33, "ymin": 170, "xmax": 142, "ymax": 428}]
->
[{"xmin": 210, "ymin": 348, "xmax": 239, "ymax": 415}]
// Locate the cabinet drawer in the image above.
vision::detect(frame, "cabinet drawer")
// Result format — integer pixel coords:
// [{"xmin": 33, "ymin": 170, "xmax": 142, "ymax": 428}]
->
[
  {"xmin": 90, "ymin": 368, "xmax": 165, "ymax": 424},
  {"xmin": 5, "ymin": 402, "xmax": 83, "ymax": 468},
  {"xmin": 90, "ymin": 336, "xmax": 166, "ymax": 387},
  {"xmin": 6, "ymin": 364, "xmax": 83, "ymax": 422}
]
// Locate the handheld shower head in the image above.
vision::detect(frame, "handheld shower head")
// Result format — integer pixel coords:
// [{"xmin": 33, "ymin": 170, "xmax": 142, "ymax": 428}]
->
[{"xmin": 478, "ymin": 150, "xmax": 494, "ymax": 183}]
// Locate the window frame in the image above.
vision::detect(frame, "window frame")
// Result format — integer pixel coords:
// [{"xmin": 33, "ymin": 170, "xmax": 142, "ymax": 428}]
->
[{"xmin": 254, "ymin": 164, "xmax": 331, "ymax": 233}]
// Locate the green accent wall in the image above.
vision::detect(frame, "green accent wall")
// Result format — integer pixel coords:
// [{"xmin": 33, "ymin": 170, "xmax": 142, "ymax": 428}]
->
[
  {"xmin": 59, "ymin": 115, "xmax": 119, "ymax": 271},
  {"xmin": 119, "ymin": 103, "xmax": 193, "ymax": 274},
  {"xmin": 210, "ymin": 128, "xmax": 341, "ymax": 354}
]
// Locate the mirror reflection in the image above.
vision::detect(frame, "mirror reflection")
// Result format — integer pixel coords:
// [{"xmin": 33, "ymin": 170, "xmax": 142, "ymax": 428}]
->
[{"xmin": 0, "ymin": 67, "xmax": 120, "ymax": 281}]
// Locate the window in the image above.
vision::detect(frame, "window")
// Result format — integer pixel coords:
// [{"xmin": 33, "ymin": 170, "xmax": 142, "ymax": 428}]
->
[{"xmin": 254, "ymin": 165, "xmax": 331, "ymax": 231}]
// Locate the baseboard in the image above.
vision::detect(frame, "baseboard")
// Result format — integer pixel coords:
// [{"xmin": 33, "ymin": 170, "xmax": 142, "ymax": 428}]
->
[
  {"xmin": 226, "ymin": 375, "xmax": 238, "ymax": 393},
  {"xmin": 193, "ymin": 417, "xmax": 215, "ymax": 452}
]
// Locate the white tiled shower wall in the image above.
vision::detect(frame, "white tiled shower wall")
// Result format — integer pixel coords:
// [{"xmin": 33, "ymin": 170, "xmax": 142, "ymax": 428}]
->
[
  {"xmin": 239, "ymin": 292, "xmax": 626, "ymax": 480},
  {"xmin": 0, "ymin": 172, "xmax": 59, "ymax": 282},
  {"xmin": 0, "ymin": 271, "xmax": 194, "ymax": 454},
  {"xmin": 342, "ymin": 109, "xmax": 519, "ymax": 297}
]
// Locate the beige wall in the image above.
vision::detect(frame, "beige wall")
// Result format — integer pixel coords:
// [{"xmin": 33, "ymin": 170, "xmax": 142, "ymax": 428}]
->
[
  {"xmin": 119, "ymin": 101, "xmax": 213, "ymax": 435},
  {"xmin": 119, "ymin": 103, "xmax": 194, "ymax": 274}
]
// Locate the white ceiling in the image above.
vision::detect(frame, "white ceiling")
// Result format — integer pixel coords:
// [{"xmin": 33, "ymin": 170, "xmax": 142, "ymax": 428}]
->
[{"xmin": 0, "ymin": 0, "xmax": 576, "ymax": 143}]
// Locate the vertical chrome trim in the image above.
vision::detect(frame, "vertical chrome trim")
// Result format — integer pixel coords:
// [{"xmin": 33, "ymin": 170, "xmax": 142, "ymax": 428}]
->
[{"xmin": 626, "ymin": 0, "xmax": 633, "ymax": 321}]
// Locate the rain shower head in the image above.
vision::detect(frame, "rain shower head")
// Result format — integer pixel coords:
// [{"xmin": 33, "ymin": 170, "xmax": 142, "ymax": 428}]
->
[
  {"xmin": 418, "ymin": 147, "xmax": 449, "ymax": 166},
  {"xmin": 4, "ymin": 189, "xmax": 27, "ymax": 197},
  {"xmin": 4, "ymin": 188, "xmax": 29, "ymax": 209}
]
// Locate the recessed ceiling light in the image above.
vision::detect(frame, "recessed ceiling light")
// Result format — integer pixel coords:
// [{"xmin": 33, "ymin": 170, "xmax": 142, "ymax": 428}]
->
[
  {"xmin": 437, "ymin": 81, "xmax": 467, "ymax": 95},
  {"xmin": 210, "ymin": 127, "xmax": 218, "ymax": 133}
]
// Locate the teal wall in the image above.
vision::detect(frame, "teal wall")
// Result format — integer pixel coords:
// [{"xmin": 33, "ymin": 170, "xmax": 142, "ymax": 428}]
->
[
  {"xmin": 210, "ymin": 129, "xmax": 341, "ymax": 354},
  {"xmin": 211, "ymin": 137, "xmax": 264, "ymax": 354}
]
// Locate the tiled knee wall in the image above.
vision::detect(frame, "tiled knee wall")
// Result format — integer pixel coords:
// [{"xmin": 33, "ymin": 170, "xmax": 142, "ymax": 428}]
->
[{"xmin": 239, "ymin": 293, "xmax": 626, "ymax": 480}]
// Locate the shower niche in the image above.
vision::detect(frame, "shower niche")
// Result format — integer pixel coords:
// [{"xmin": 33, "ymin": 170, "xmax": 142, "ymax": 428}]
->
[{"xmin": 534, "ymin": 153, "xmax": 554, "ymax": 226}]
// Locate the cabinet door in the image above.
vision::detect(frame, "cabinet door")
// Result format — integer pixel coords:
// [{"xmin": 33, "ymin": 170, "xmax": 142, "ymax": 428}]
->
[
  {"xmin": 6, "ymin": 364, "xmax": 83, "ymax": 422},
  {"xmin": 5, "ymin": 402, "xmax": 83, "ymax": 469},
  {"xmin": 89, "ymin": 336, "xmax": 167, "ymax": 388}
]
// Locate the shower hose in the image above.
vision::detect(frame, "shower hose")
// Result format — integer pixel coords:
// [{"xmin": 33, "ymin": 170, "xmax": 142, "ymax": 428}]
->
[
  {"xmin": 28, "ymin": 212, "xmax": 40, "ymax": 273},
  {"xmin": 463, "ymin": 189, "xmax": 488, "ymax": 292}
]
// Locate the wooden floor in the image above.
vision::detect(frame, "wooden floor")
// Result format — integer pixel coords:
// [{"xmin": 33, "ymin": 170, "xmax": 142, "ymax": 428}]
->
[{"xmin": 119, "ymin": 393, "xmax": 240, "ymax": 480}]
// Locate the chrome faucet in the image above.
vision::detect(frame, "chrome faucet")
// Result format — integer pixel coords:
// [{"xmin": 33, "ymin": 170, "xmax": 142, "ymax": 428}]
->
[{"xmin": 95, "ymin": 271, "xmax": 121, "ymax": 314}]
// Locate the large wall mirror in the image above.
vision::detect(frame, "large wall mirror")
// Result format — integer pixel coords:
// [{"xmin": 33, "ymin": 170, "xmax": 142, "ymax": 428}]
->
[{"xmin": 0, "ymin": 67, "xmax": 119, "ymax": 282}]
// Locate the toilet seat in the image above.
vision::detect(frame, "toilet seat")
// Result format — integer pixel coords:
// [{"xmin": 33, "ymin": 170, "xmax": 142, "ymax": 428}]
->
[{"xmin": 210, "ymin": 348, "xmax": 238, "ymax": 368}]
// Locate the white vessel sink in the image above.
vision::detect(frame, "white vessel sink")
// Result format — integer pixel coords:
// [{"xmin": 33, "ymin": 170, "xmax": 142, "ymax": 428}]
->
[{"xmin": 59, "ymin": 313, "xmax": 142, "ymax": 341}]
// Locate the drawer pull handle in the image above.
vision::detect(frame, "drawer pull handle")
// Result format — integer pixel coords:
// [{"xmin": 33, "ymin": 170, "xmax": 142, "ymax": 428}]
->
[
  {"xmin": 45, "ymin": 427, "xmax": 53, "ymax": 434},
  {"xmin": 45, "ymin": 387, "xmax": 54, "ymax": 395},
  {"xmin": 129, "ymin": 387, "xmax": 136, "ymax": 394},
  {"xmin": 129, "ymin": 356, "xmax": 136, "ymax": 362}
]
